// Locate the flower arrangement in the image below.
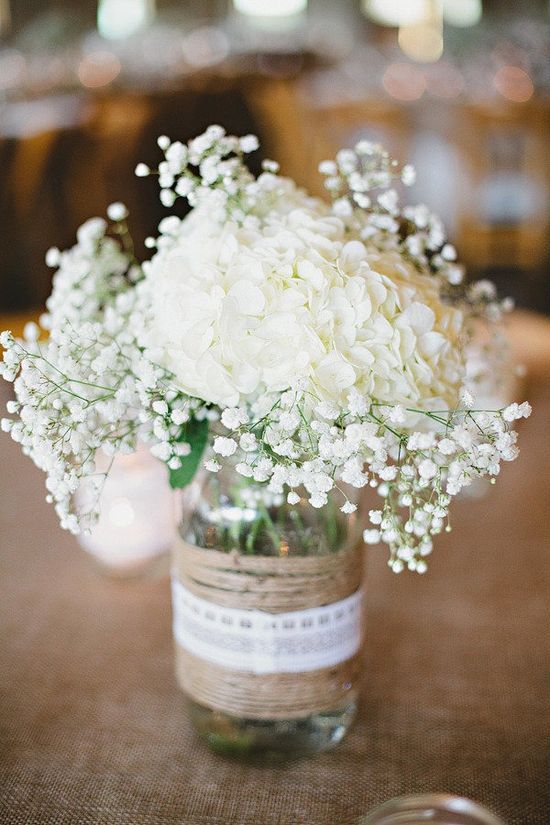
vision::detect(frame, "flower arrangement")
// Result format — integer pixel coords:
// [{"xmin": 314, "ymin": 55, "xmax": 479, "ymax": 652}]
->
[{"xmin": 0, "ymin": 126, "xmax": 530, "ymax": 573}]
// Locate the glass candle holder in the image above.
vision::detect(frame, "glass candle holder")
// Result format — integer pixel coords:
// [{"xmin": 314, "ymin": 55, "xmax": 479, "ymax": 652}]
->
[
  {"xmin": 76, "ymin": 445, "xmax": 175, "ymax": 578},
  {"xmin": 361, "ymin": 795, "xmax": 505, "ymax": 825}
]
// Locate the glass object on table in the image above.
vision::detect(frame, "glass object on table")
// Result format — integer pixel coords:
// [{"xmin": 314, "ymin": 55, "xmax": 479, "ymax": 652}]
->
[
  {"xmin": 360, "ymin": 794, "xmax": 505, "ymax": 825},
  {"xmin": 76, "ymin": 445, "xmax": 175, "ymax": 579},
  {"xmin": 173, "ymin": 461, "xmax": 364, "ymax": 761}
]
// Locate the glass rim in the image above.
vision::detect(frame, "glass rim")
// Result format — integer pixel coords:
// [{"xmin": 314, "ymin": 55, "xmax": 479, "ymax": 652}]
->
[{"xmin": 361, "ymin": 794, "xmax": 505, "ymax": 825}]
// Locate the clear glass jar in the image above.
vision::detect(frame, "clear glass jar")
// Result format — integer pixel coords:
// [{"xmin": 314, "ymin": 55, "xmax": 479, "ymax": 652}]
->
[
  {"xmin": 76, "ymin": 446, "xmax": 174, "ymax": 579},
  {"xmin": 175, "ymin": 463, "xmax": 363, "ymax": 761},
  {"xmin": 361, "ymin": 795, "xmax": 505, "ymax": 825}
]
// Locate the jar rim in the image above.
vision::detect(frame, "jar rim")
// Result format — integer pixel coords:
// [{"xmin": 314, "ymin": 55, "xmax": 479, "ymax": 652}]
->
[{"xmin": 360, "ymin": 794, "xmax": 505, "ymax": 825}]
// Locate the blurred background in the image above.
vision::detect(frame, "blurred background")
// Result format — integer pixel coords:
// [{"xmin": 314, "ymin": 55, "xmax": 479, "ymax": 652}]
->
[{"xmin": 0, "ymin": 0, "xmax": 549, "ymax": 314}]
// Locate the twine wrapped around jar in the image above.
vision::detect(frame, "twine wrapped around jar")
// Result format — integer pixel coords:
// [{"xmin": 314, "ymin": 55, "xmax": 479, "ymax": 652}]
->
[{"xmin": 172, "ymin": 538, "xmax": 364, "ymax": 720}]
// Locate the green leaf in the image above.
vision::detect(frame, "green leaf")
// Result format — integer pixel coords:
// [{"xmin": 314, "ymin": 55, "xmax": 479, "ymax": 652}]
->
[{"xmin": 168, "ymin": 417, "xmax": 209, "ymax": 489}]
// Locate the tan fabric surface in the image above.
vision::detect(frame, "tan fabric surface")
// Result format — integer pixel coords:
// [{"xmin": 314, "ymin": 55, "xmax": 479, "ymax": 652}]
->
[{"xmin": 0, "ymin": 378, "xmax": 549, "ymax": 825}]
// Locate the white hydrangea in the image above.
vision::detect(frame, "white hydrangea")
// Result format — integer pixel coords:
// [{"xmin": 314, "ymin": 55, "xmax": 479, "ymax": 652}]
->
[{"xmin": 139, "ymin": 181, "xmax": 464, "ymax": 412}]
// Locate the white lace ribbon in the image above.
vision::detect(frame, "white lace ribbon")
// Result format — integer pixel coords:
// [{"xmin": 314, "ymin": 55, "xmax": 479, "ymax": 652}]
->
[{"xmin": 171, "ymin": 576, "xmax": 363, "ymax": 675}]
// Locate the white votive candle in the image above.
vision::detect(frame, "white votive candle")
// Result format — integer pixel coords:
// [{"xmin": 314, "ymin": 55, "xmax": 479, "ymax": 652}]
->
[{"xmin": 76, "ymin": 445, "xmax": 176, "ymax": 577}]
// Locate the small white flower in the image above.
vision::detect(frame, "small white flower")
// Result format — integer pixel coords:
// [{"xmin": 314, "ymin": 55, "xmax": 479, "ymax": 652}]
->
[
  {"xmin": 332, "ymin": 197, "xmax": 353, "ymax": 217},
  {"xmin": 348, "ymin": 388, "xmax": 369, "ymax": 416},
  {"xmin": 175, "ymin": 177, "xmax": 195, "ymax": 197},
  {"xmin": 253, "ymin": 457, "xmax": 273, "ymax": 482},
  {"xmin": 175, "ymin": 442, "xmax": 192, "ymax": 457},
  {"xmin": 319, "ymin": 160, "xmax": 337, "ymax": 175},
  {"xmin": 369, "ymin": 509, "xmax": 383, "ymax": 524},
  {"xmin": 418, "ymin": 459, "xmax": 437, "ymax": 480},
  {"xmin": 213, "ymin": 436, "xmax": 237, "ymax": 456},
  {"xmin": 309, "ymin": 492, "xmax": 328, "ymax": 508},
  {"xmin": 221, "ymin": 407, "xmax": 249, "ymax": 429},
  {"xmin": 107, "ymin": 202, "xmax": 128, "ymax": 221},
  {"xmin": 401, "ymin": 164, "xmax": 416, "ymax": 186},
  {"xmin": 388, "ymin": 405, "xmax": 406, "ymax": 425},
  {"xmin": 151, "ymin": 442, "xmax": 171, "ymax": 461},
  {"xmin": 165, "ymin": 141, "xmax": 188, "ymax": 171},
  {"xmin": 23, "ymin": 322, "xmax": 39, "ymax": 343},
  {"xmin": 45, "ymin": 247, "xmax": 61, "ymax": 267},
  {"xmin": 135, "ymin": 163, "xmax": 150, "ymax": 177},
  {"xmin": 171, "ymin": 409, "xmax": 189, "ymax": 425},
  {"xmin": 152, "ymin": 400, "xmax": 168, "ymax": 416},
  {"xmin": 377, "ymin": 189, "xmax": 398, "ymax": 213},
  {"xmin": 441, "ymin": 243, "xmax": 457, "ymax": 261},
  {"xmin": 363, "ymin": 529, "xmax": 381, "ymax": 545},
  {"xmin": 502, "ymin": 402, "xmax": 531, "ymax": 422},
  {"xmin": 240, "ymin": 134, "xmax": 259, "ymax": 153},
  {"xmin": 438, "ymin": 438, "xmax": 457, "ymax": 456},
  {"xmin": 336, "ymin": 149, "xmax": 356, "ymax": 169},
  {"xmin": 204, "ymin": 458, "xmax": 221, "ymax": 472},
  {"xmin": 160, "ymin": 189, "xmax": 176, "ymax": 207},
  {"xmin": 239, "ymin": 433, "xmax": 257, "ymax": 452},
  {"xmin": 279, "ymin": 410, "xmax": 300, "ymax": 432},
  {"xmin": 447, "ymin": 266, "xmax": 464, "ymax": 285},
  {"xmin": 407, "ymin": 432, "xmax": 435, "ymax": 451},
  {"xmin": 341, "ymin": 500, "xmax": 357, "ymax": 514},
  {"xmin": 287, "ymin": 491, "xmax": 300, "ymax": 505},
  {"xmin": 379, "ymin": 466, "xmax": 398, "ymax": 481}
]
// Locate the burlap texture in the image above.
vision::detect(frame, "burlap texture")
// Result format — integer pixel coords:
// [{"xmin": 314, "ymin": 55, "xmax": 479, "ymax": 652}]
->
[
  {"xmin": 173, "ymin": 540, "xmax": 363, "ymax": 610},
  {"xmin": 173, "ymin": 539, "xmax": 363, "ymax": 718},
  {"xmin": 1, "ymin": 379, "xmax": 549, "ymax": 825}
]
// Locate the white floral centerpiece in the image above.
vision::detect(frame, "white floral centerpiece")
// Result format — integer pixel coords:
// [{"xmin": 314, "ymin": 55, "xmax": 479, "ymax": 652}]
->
[{"xmin": 0, "ymin": 126, "xmax": 530, "ymax": 574}]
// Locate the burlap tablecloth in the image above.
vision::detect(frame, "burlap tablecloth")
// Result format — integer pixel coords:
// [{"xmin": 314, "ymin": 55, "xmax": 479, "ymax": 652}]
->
[{"xmin": 0, "ymin": 379, "xmax": 549, "ymax": 825}]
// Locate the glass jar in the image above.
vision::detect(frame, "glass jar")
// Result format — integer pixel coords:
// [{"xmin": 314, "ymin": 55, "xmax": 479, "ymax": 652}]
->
[
  {"xmin": 173, "ymin": 462, "xmax": 363, "ymax": 761},
  {"xmin": 361, "ymin": 795, "xmax": 505, "ymax": 825},
  {"xmin": 76, "ymin": 446, "xmax": 175, "ymax": 578}
]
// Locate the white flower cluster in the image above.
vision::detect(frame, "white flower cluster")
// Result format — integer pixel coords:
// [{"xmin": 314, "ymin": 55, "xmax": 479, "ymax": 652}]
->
[
  {"xmin": 0, "ymin": 214, "xmax": 195, "ymax": 532},
  {"xmin": 318, "ymin": 141, "xmax": 465, "ymax": 288},
  {"xmin": 138, "ymin": 175, "xmax": 463, "ymax": 412},
  {"xmin": 136, "ymin": 125, "xmax": 260, "ymax": 217},
  {"xmin": 208, "ymin": 389, "xmax": 530, "ymax": 571},
  {"xmin": 0, "ymin": 319, "xmax": 142, "ymax": 532},
  {"xmin": 0, "ymin": 128, "xmax": 531, "ymax": 572}
]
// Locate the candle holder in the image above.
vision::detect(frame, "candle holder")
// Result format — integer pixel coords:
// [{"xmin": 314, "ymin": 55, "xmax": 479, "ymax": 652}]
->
[
  {"xmin": 361, "ymin": 795, "xmax": 505, "ymax": 825},
  {"xmin": 76, "ymin": 446, "xmax": 175, "ymax": 578}
]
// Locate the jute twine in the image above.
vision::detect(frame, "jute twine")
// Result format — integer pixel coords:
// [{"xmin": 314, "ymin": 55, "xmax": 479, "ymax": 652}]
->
[{"xmin": 173, "ymin": 537, "xmax": 364, "ymax": 719}]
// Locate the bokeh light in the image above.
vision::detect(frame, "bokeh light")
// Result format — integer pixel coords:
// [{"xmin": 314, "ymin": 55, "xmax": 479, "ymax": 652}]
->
[
  {"xmin": 78, "ymin": 51, "xmax": 121, "ymax": 88},
  {"xmin": 183, "ymin": 27, "xmax": 230, "ymax": 68},
  {"xmin": 398, "ymin": 22, "xmax": 444, "ymax": 63},
  {"xmin": 425, "ymin": 61, "xmax": 464, "ymax": 98},
  {"xmin": 442, "ymin": 0, "xmax": 482, "ymax": 27},
  {"xmin": 383, "ymin": 62, "xmax": 426, "ymax": 101},
  {"xmin": 362, "ymin": 0, "xmax": 427, "ymax": 27},
  {"xmin": 97, "ymin": 0, "xmax": 156, "ymax": 41},
  {"xmin": 234, "ymin": 0, "xmax": 307, "ymax": 18},
  {"xmin": 493, "ymin": 66, "xmax": 534, "ymax": 102}
]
